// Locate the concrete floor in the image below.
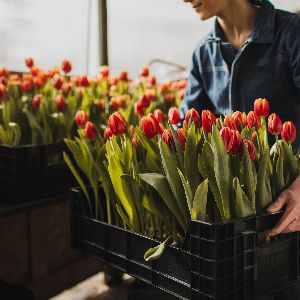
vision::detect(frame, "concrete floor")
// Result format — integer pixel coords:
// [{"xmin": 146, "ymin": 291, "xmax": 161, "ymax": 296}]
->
[{"xmin": 50, "ymin": 273, "xmax": 134, "ymax": 300}]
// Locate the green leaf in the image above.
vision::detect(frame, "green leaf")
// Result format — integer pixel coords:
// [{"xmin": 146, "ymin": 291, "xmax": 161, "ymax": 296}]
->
[
  {"xmin": 197, "ymin": 154, "xmax": 206, "ymax": 179},
  {"xmin": 211, "ymin": 126, "xmax": 232, "ymax": 220},
  {"xmin": 142, "ymin": 194, "xmax": 165, "ymax": 220},
  {"xmin": 168, "ymin": 121, "xmax": 184, "ymax": 171},
  {"xmin": 233, "ymin": 177, "xmax": 256, "ymax": 218},
  {"xmin": 144, "ymin": 236, "xmax": 172, "ymax": 261},
  {"xmin": 0, "ymin": 124, "xmax": 10, "ymax": 144},
  {"xmin": 8, "ymin": 122, "xmax": 21, "ymax": 146},
  {"xmin": 241, "ymin": 127, "xmax": 255, "ymax": 140},
  {"xmin": 116, "ymin": 204, "xmax": 132, "ymax": 228},
  {"xmin": 178, "ymin": 168, "xmax": 193, "ymax": 215},
  {"xmin": 184, "ymin": 123, "xmax": 201, "ymax": 195},
  {"xmin": 139, "ymin": 173, "xmax": 188, "ymax": 231},
  {"xmin": 281, "ymin": 140, "xmax": 299, "ymax": 184},
  {"xmin": 274, "ymin": 148, "xmax": 285, "ymax": 196},
  {"xmin": 202, "ymin": 141, "xmax": 224, "ymax": 220},
  {"xmin": 192, "ymin": 179, "xmax": 208, "ymax": 221}
]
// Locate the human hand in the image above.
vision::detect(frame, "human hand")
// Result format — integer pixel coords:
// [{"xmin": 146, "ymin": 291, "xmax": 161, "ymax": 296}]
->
[{"xmin": 267, "ymin": 177, "xmax": 300, "ymax": 236}]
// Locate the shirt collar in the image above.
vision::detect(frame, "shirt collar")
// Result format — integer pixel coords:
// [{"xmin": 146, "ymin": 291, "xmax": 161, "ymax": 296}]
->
[{"xmin": 212, "ymin": 0, "xmax": 275, "ymax": 44}]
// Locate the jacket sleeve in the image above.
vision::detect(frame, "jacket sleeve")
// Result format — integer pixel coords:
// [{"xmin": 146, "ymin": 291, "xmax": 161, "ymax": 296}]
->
[
  {"xmin": 286, "ymin": 15, "xmax": 300, "ymax": 90},
  {"xmin": 180, "ymin": 49, "xmax": 214, "ymax": 117}
]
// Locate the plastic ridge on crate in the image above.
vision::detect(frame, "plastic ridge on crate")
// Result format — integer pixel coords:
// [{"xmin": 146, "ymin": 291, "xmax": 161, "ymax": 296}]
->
[
  {"xmin": 0, "ymin": 143, "xmax": 76, "ymax": 202},
  {"xmin": 70, "ymin": 186, "xmax": 300, "ymax": 300}
]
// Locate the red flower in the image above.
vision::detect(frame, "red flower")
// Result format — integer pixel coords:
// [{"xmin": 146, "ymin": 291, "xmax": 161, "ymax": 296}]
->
[
  {"xmin": 223, "ymin": 115, "xmax": 236, "ymax": 130},
  {"xmin": 108, "ymin": 111, "xmax": 126, "ymax": 135},
  {"xmin": 0, "ymin": 68, "xmax": 9, "ymax": 78},
  {"xmin": 232, "ymin": 111, "xmax": 247, "ymax": 130},
  {"xmin": 32, "ymin": 94, "xmax": 42, "ymax": 110},
  {"xmin": 147, "ymin": 75, "xmax": 156, "ymax": 86},
  {"xmin": 97, "ymin": 99, "xmax": 105, "ymax": 112},
  {"xmin": 30, "ymin": 66, "xmax": 39, "ymax": 77},
  {"xmin": 78, "ymin": 75, "xmax": 89, "ymax": 87},
  {"xmin": 184, "ymin": 108, "xmax": 200, "ymax": 128},
  {"xmin": 268, "ymin": 113, "xmax": 282, "ymax": 135},
  {"xmin": 140, "ymin": 114, "xmax": 161, "ymax": 138},
  {"xmin": 281, "ymin": 121, "xmax": 296, "ymax": 143},
  {"xmin": 145, "ymin": 89, "xmax": 156, "ymax": 102},
  {"xmin": 100, "ymin": 66, "xmax": 109, "ymax": 77},
  {"xmin": 243, "ymin": 140, "xmax": 256, "ymax": 161},
  {"xmin": 119, "ymin": 70, "xmax": 128, "ymax": 81},
  {"xmin": 103, "ymin": 127, "xmax": 113, "ymax": 139},
  {"xmin": 21, "ymin": 80, "xmax": 32, "ymax": 92},
  {"xmin": 247, "ymin": 111, "xmax": 261, "ymax": 129},
  {"xmin": 53, "ymin": 74, "xmax": 63, "ymax": 89},
  {"xmin": 75, "ymin": 110, "xmax": 89, "ymax": 127},
  {"xmin": 177, "ymin": 128, "xmax": 187, "ymax": 149},
  {"xmin": 55, "ymin": 95, "xmax": 66, "ymax": 112},
  {"xmin": 154, "ymin": 109, "xmax": 166, "ymax": 124},
  {"xmin": 162, "ymin": 129, "xmax": 174, "ymax": 148},
  {"xmin": 140, "ymin": 66, "xmax": 149, "ymax": 77},
  {"xmin": 134, "ymin": 101, "xmax": 144, "ymax": 116},
  {"xmin": 84, "ymin": 122, "xmax": 97, "ymax": 141},
  {"xmin": 61, "ymin": 82, "xmax": 71, "ymax": 95},
  {"xmin": 139, "ymin": 94, "xmax": 150, "ymax": 109},
  {"xmin": 168, "ymin": 107, "xmax": 181, "ymax": 125},
  {"xmin": 62, "ymin": 59, "xmax": 72, "ymax": 73},
  {"xmin": 0, "ymin": 84, "xmax": 7, "ymax": 102},
  {"xmin": 220, "ymin": 127, "xmax": 242, "ymax": 155},
  {"xmin": 254, "ymin": 98, "xmax": 269, "ymax": 118},
  {"xmin": 33, "ymin": 76, "xmax": 44, "ymax": 89},
  {"xmin": 165, "ymin": 93, "xmax": 176, "ymax": 104},
  {"xmin": 0, "ymin": 77, "xmax": 7, "ymax": 86},
  {"xmin": 202, "ymin": 110, "xmax": 216, "ymax": 133},
  {"xmin": 25, "ymin": 57, "xmax": 34, "ymax": 68}
]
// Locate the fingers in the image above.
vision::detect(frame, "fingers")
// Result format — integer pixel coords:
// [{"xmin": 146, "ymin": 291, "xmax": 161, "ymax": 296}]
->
[
  {"xmin": 267, "ymin": 189, "xmax": 292, "ymax": 213},
  {"xmin": 280, "ymin": 219, "xmax": 300, "ymax": 233},
  {"xmin": 268, "ymin": 204, "xmax": 296, "ymax": 236}
]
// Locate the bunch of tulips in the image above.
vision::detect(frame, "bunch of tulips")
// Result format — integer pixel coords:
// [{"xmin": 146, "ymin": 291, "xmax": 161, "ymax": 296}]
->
[
  {"xmin": 0, "ymin": 58, "xmax": 185, "ymax": 146},
  {"xmin": 65, "ymin": 97, "xmax": 300, "ymax": 259}
]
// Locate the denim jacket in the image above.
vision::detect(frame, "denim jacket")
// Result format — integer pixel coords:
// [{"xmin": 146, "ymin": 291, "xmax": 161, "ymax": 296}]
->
[{"xmin": 181, "ymin": 0, "xmax": 300, "ymax": 145}]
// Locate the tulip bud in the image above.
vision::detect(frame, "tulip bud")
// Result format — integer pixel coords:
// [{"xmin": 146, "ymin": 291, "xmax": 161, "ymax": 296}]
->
[
  {"xmin": 108, "ymin": 111, "xmax": 126, "ymax": 135},
  {"xmin": 168, "ymin": 107, "xmax": 181, "ymax": 125},
  {"xmin": 0, "ymin": 77, "xmax": 7, "ymax": 86},
  {"xmin": 96, "ymin": 99, "xmax": 105, "ymax": 112},
  {"xmin": 25, "ymin": 57, "xmax": 34, "ymax": 68},
  {"xmin": 132, "ymin": 133, "xmax": 141, "ymax": 148},
  {"xmin": 21, "ymin": 80, "xmax": 32, "ymax": 92},
  {"xmin": 62, "ymin": 59, "xmax": 72, "ymax": 73},
  {"xmin": 33, "ymin": 76, "xmax": 44, "ymax": 89},
  {"xmin": 177, "ymin": 128, "xmax": 187, "ymax": 149},
  {"xmin": 84, "ymin": 121, "xmax": 97, "ymax": 141},
  {"xmin": 147, "ymin": 75, "xmax": 156, "ymax": 86},
  {"xmin": 55, "ymin": 95, "xmax": 66, "ymax": 112},
  {"xmin": 111, "ymin": 97, "xmax": 120, "ymax": 110},
  {"xmin": 30, "ymin": 66, "xmax": 39, "ymax": 77},
  {"xmin": 140, "ymin": 113, "xmax": 161, "ymax": 138},
  {"xmin": 103, "ymin": 127, "xmax": 113, "ymax": 139},
  {"xmin": 75, "ymin": 110, "xmax": 89, "ymax": 127},
  {"xmin": 32, "ymin": 94, "xmax": 42, "ymax": 110},
  {"xmin": 145, "ymin": 89, "xmax": 156, "ymax": 102},
  {"xmin": 202, "ymin": 110, "xmax": 216, "ymax": 133},
  {"xmin": 53, "ymin": 74, "xmax": 63, "ymax": 89},
  {"xmin": 139, "ymin": 94, "xmax": 150, "ymax": 109},
  {"xmin": 243, "ymin": 140, "xmax": 256, "ymax": 161},
  {"xmin": 154, "ymin": 109, "xmax": 166, "ymax": 124},
  {"xmin": 0, "ymin": 68, "xmax": 9, "ymax": 78},
  {"xmin": 184, "ymin": 108, "xmax": 200, "ymax": 128},
  {"xmin": 100, "ymin": 66, "xmax": 109, "ymax": 77},
  {"xmin": 247, "ymin": 111, "xmax": 261, "ymax": 129},
  {"xmin": 119, "ymin": 70, "xmax": 128, "ymax": 81},
  {"xmin": 134, "ymin": 101, "xmax": 144, "ymax": 116},
  {"xmin": 61, "ymin": 82, "xmax": 71, "ymax": 95},
  {"xmin": 254, "ymin": 98, "xmax": 269, "ymax": 118},
  {"xmin": 78, "ymin": 75, "xmax": 89, "ymax": 87},
  {"xmin": 268, "ymin": 113, "xmax": 282, "ymax": 135},
  {"xmin": 140, "ymin": 66, "xmax": 149, "ymax": 77},
  {"xmin": 0, "ymin": 84, "xmax": 7, "ymax": 102},
  {"xmin": 281, "ymin": 121, "xmax": 296, "ymax": 143},
  {"xmin": 220, "ymin": 127, "xmax": 242, "ymax": 155},
  {"xmin": 232, "ymin": 111, "xmax": 247, "ymax": 131},
  {"xmin": 165, "ymin": 93, "xmax": 176, "ymax": 104},
  {"xmin": 162, "ymin": 129, "xmax": 174, "ymax": 148},
  {"xmin": 223, "ymin": 115, "xmax": 237, "ymax": 130}
]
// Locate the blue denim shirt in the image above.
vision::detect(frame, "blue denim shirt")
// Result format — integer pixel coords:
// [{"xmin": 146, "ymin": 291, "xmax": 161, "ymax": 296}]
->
[{"xmin": 181, "ymin": 0, "xmax": 300, "ymax": 145}]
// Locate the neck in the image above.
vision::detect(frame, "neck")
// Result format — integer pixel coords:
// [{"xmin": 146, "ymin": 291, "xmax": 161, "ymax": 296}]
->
[{"xmin": 217, "ymin": 1, "xmax": 258, "ymax": 48}]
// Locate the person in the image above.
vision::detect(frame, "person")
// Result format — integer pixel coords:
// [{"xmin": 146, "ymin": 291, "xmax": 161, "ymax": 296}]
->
[{"xmin": 181, "ymin": 0, "xmax": 300, "ymax": 299}]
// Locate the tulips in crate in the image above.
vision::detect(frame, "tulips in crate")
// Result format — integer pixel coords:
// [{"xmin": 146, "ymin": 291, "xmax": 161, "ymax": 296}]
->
[{"xmin": 66, "ymin": 93, "xmax": 300, "ymax": 260}]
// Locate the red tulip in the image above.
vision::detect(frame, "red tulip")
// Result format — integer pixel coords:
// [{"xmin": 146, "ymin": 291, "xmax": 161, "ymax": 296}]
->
[
  {"xmin": 30, "ymin": 66, "xmax": 39, "ymax": 77},
  {"xmin": 53, "ymin": 74, "xmax": 63, "ymax": 89},
  {"xmin": 268, "ymin": 113, "xmax": 282, "ymax": 135},
  {"xmin": 254, "ymin": 98, "xmax": 269, "ymax": 118},
  {"xmin": 25, "ymin": 57, "xmax": 34, "ymax": 68},
  {"xmin": 223, "ymin": 115, "xmax": 237, "ymax": 130},
  {"xmin": 108, "ymin": 111, "xmax": 126, "ymax": 135},
  {"xmin": 145, "ymin": 89, "xmax": 156, "ymax": 102},
  {"xmin": 184, "ymin": 108, "xmax": 200, "ymax": 128},
  {"xmin": 97, "ymin": 99, "xmax": 105, "ymax": 112},
  {"xmin": 134, "ymin": 101, "xmax": 144, "ymax": 116},
  {"xmin": 202, "ymin": 110, "xmax": 216, "ymax": 133},
  {"xmin": 32, "ymin": 94, "xmax": 42, "ymax": 110},
  {"xmin": 177, "ymin": 128, "xmax": 187, "ymax": 149},
  {"xmin": 168, "ymin": 107, "xmax": 181, "ymax": 125},
  {"xmin": 139, "ymin": 94, "xmax": 150, "ymax": 109},
  {"xmin": 243, "ymin": 140, "xmax": 256, "ymax": 161},
  {"xmin": 103, "ymin": 127, "xmax": 113, "ymax": 139},
  {"xmin": 247, "ymin": 111, "xmax": 261, "ymax": 129},
  {"xmin": 140, "ymin": 66, "xmax": 149, "ymax": 77},
  {"xmin": 62, "ymin": 59, "xmax": 72, "ymax": 73},
  {"xmin": 140, "ymin": 113, "xmax": 161, "ymax": 138},
  {"xmin": 0, "ymin": 84, "xmax": 7, "ymax": 102},
  {"xmin": 100, "ymin": 66, "xmax": 109, "ymax": 77},
  {"xmin": 84, "ymin": 122, "xmax": 97, "ymax": 141},
  {"xmin": 111, "ymin": 97, "xmax": 120, "ymax": 110},
  {"xmin": 281, "ymin": 121, "xmax": 296, "ymax": 143},
  {"xmin": 0, "ymin": 68, "xmax": 9, "ymax": 78},
  {"xmin": 33, "ymin": 76, "xmax": 44, "ymax": 89},
  {"xmin": 61, "ymin": 82, "xmax": 71, "ymax": 95},
  {"xmin": 232, "ymin": 111, "xmax": 247, "ymax": 130},
  {"xmin": 154, "ymin": 109, "xmax": 166, "ymax": 124},
  {"xmin": 220, "ymin": 127, "xmax": 242, "ymax": 155},
  {"xmin": 147, "ymin": 75, "xmax": 156, "ymax": 86},
  {"xmin": 55, "ymin": 95, "xmax": 66, "ymax": 112},
  {"xmin": 162, "ymin": 129, "xmax": 174, "ymax": 148},
  {"xmin": 165, "ymin": 93, "xmax": 176, "ymax": 104},
  {"xmin": 78, "ymin": 75, "xmax": 89, "ymax": 87},
  {"xmin": 21, "ymin": 80, "xmax": 32, "ymax": 92},
  {"xmin": 119, "ymin": 70, "xmax": 128, "ymax": 81},
  {"xmin": 75, "ymin": 110, "xmax": 89, "ymax": 127}
]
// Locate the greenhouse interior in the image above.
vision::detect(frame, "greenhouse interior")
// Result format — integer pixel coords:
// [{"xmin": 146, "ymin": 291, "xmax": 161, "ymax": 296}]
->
[{"xmin": 1, "ymin": 0, "xmax": 300, "ymax": 299}]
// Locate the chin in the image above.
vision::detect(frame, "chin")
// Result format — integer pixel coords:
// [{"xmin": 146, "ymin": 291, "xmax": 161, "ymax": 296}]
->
[{"xmin": 198, "ymin": 13, "xmax": 213, "ymax": 21}]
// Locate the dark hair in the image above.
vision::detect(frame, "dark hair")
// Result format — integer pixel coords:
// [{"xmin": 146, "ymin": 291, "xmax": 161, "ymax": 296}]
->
[{"xmin": 249, "ymin": 0, "xmax": 262, "ymax": 4}]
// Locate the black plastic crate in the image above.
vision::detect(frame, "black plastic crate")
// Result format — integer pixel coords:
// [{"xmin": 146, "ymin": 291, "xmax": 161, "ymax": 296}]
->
[
  {"xmin": 70, "ymin": 186, "xmax": 300, "ymax": 300},
  {"xmin": 0, "ymin": 143, "xmax": 76, "ymax": 203}
]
